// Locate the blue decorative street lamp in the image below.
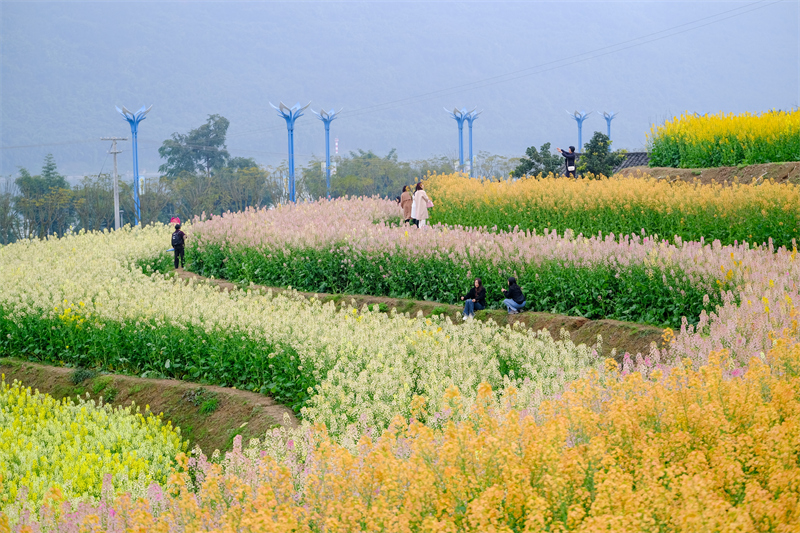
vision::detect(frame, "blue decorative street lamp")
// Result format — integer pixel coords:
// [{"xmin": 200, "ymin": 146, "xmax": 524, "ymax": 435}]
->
[
  {"xmin": 465, "ymin": 109, "xmax": 482, "ymax": 178},
  {"xmin": 445, "ymin": 107, "xmax": 469, "ymax": 172},
  {"xmin": 312, "ymin": 107, "xmax": 341, "ymax": 199},
  {"xmin": 271, "ymin": 101, "xmax": 310, "ymax": 203},
  {"xmin": 567, "ymin": 110, "xmax": 592, "ymax": 152},
  {"xmin": 602, "ymin": 111, "xmax": 618, "ymax": 140},
  {"xmin": 116, "ymin": 105, "xmax": 152, "ymax": 225}
]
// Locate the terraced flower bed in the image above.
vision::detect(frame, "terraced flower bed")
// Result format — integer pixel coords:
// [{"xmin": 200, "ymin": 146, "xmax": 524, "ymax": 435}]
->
[{"xmin": 2, "ymin": 193, "xmax": 800, "ymax": 530}]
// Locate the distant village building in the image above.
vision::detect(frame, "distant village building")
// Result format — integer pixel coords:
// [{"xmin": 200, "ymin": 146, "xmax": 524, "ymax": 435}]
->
[{"xmin": 613, "ymin": 152, "xmax": 650, "ymax": 173}]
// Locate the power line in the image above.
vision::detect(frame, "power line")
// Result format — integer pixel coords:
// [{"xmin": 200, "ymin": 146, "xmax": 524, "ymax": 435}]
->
[
  {"xmin": 342, "ymin": 0, "xmax": 781, "ymax": 119},
  {"xmin": 0, "ymin": 139, "xmax": 97, "ymax": 150},
  {"xmin": 344, "ymin": 0, "xmax": 787, "ymax": 119},
  {"xmin": 226, "ymin": 0, "xmax": 784, "ymax": 137},
  {"xmin": 0, "ymin": 0, "xmax": 789, "ymax": 155}
]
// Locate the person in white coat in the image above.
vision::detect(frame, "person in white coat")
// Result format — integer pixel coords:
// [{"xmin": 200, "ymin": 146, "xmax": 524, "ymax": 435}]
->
[
  {"xmin": 413, "ymin": 182, "xmax": 433, "ymax": 229},
  {"xmin": 410, "ymin": 185, "xmax": 419, "ymax": 227}
]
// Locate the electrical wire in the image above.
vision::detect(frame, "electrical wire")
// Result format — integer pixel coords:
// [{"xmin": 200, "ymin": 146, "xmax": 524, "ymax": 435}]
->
[
  {"xmin": 226, "ymin": 0, "xmax": 785, "ymax": 136},
  {"xmin": 0, "ymin": 0, "xmax": 789, "ymax": 155}
]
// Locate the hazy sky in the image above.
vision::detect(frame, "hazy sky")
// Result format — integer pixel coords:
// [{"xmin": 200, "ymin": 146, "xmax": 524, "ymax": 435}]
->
[{"xmin": 1, "ymin": 0, "xmax": 798, "ymax": 177}]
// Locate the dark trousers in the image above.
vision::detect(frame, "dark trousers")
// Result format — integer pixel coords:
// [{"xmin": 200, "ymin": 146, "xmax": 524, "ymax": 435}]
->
[{"xmin": 174, "ymin": 246, "xmax": 185, "ymax": 268}]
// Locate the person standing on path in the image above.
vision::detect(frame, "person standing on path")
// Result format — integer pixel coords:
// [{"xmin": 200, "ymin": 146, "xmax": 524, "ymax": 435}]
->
[
  {"xmin": 501, "ymin": 276, "xmax": 526, "ymax": 314},
  {"xmin": 461, "ymin": 278, "xmax": 486, "ymax": 319},
  {"xmin": 413, "ymin": 182, "xmax": 433, "ymax": 229},
  {"xmin": 400, "ymin": 185, "xmax": 413, "ymax": 224},
  {"xmin": 556, "ymin": 146, "xmax": 578, "ymax": 178},
  {"xmin": 172, "ymin": 224, "xmax": 186, "ymax": 269}
]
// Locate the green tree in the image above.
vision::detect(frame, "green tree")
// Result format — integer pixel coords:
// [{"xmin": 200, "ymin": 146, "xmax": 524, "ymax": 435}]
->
[
  {"xmin": 218, "ymin": 164, "xmax": 269, "ymax": 212},
  {"xmin": 511, "ymin": 143, "xmax": 563, "ymax": 178},
  {"xmin": 14, "ymin": 155, "xmax": 73, "ymax": 237},
  {"xmin": 158, "ymin": 114, "xmax": 231, "ymax": 178},
  {"xmin": 577, "ymin": 132, "xmax": 626, "ymax": 178},
  {"xmin": 73, "ymin": 174, "xmax": 114, "ymax": 231},
  {"xmin": 170, "ymin": 171, "xmax": 223, "ymax": 220},
  {"xmin": 119, "ymin": 176, "xmax": 174, "ymax": 226}
]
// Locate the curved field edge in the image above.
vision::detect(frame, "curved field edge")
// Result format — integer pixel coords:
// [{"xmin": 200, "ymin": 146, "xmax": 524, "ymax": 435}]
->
[
  {"xmin": 185, "ymin": 243, "xmax": 718, "ymax": 330},
  {"xmin": 174, "ymin": 269, "xmax": 664, "ymax": 360},
  {"xmin": 0, "ymin": 357, "xmax": 297, "ymax": 454}
]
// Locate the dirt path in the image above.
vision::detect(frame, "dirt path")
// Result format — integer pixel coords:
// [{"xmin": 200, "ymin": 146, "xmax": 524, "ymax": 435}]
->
[
  {"xmin": 175, "ymin": 269, "xmax": 664, "ymax": 359},
  {"xmin": 618, "ymin": 162, "xmax": 800, "ymax": 184},
  {"xmin": 1, "ymin": 358, "xmax": 297, "ymax": 454}
]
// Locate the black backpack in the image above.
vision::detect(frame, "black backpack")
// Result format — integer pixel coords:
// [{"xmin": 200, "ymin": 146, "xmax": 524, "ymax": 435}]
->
[{"xmin": 171, "ymin": 231, "xmax": 184, "ymax": 248}]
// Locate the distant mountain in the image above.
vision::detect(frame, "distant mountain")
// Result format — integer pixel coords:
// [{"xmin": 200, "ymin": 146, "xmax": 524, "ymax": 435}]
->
[{"xmin": 1, "ymin": 1, "xmax": 797, "ymax": 177}]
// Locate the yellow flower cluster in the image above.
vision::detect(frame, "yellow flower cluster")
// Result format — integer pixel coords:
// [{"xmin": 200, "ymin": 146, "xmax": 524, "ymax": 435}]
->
[
  {"xmin": 648, "ymin": 109, "xmax": 800, "ymax": 167},
  {"xmin": 424, "ymin": 172, "xmax": 799, "ymax": 247},
  {"xmin": 34, "ymin": 333, "xmax": 800, "ymax": 531},
  {"xmin": 0, "ymin": 376, "xmax": 185, "ymax": 521}
]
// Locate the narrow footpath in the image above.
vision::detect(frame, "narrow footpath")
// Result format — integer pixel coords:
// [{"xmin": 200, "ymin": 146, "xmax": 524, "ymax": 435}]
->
[{"xmin": 174, "ymin": 269, "xmax": 665, "ymax": 360}]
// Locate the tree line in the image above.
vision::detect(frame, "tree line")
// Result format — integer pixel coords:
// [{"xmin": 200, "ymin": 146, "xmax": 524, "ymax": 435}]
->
[{"xmin": 0, "ymin": 115, "xmax": 623, "ymax": 244}]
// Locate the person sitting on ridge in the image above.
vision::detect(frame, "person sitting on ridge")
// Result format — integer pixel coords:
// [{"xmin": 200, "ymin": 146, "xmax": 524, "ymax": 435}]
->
[
  {"xmin": 460, "ymin": 278, "xmax": 486, "ymax": 320},
  {"xmin": 501, "ymin": 276, "xmax": 526, "ymax": 315}
]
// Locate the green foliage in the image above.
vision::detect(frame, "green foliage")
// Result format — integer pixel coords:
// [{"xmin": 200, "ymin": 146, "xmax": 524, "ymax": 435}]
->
[
  {"xmin": 301, "ymin": 149, "xmax": 455, "ymax": 200},
  {"xmin": 158, "ymin": 114, "xmax": 231, "ymax": 178},
  {"xmin": 14, "ymin": 154, "xmax": 73, "ymax": 238},
  {"xmin": 188, "ymin": 242, "xmax": 722, "ymax": 328},
  {"xmin": 199, "ymin": 397, "xmax": 219, "ymax": 415},
  {"xmin": 0, "ymin": 312, "xmax": 316, "ymax": 414},
  {"xmin": 576, "ymin": 132, "xmax": 626, "ymax": 178},
  {"xmin": 512, "ymin": 143, "xmax": 563, "ymax": 178},
  {"xmin": 185, "ymin": 388, "xmax": 220, "ymax": 415},
  {"xmin": 136, "ymin": 252, "xmax": 174, "ymax": 275},
  {"xmin": 71, "ymin": 367, "xmax": 97, "ymax": 384},
  {"xmin": 72, "ymin": 174, "xmax": 115, "ymax": 231}
]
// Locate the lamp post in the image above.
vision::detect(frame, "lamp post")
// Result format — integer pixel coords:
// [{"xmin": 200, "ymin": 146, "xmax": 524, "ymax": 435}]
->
[
  {"xmin": 602, "ymin": 111, "xmax": 618, "ymax": 140},
  {"xmin": 271, "ymin": 102, "xmax": 310, "ymax": 203},
  {"xmin": 312, "ymin": 107, "xmax": 341, "ymax": 199},
  {"xmin": 445, "ymin": 107, "xmax": 469, "ymax": 172},
  {"xmin": 465, "ymin": 109, "xmax": 482, "ymax": 177},
  {"xmin": 567, "ymin": 110, "xmax": 592, "ymax": 152},
  {"xmin": 116, "ymin": 105, "xmax": 152, "ymax": 226}
]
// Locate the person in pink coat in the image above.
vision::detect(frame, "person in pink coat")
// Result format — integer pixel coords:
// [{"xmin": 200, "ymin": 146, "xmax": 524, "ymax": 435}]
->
[{"xmin": 412, "ymin": 182, "xmax": 433, "ymax": 228}]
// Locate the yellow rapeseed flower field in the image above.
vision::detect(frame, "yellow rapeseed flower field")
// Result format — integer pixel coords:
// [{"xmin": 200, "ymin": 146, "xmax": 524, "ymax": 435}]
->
[
  {"xmin": 424, "ymin": 172, "xmax": 799, "ymax": 248},
  {"xmin": 0, "ymin": 376, "xmax": 185, "ymax": 522},
  {"xmin": 648, "ymin": 109, "xmax": 800, "ymax": 168}
]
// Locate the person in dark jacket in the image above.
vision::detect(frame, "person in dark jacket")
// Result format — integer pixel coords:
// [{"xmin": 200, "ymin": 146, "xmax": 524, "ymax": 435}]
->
[
  {"xmin": 556, "ymin": 146, "xmax": 578, "ymax": 177},
  {"xmin": 501, "ymin": 276, "xmax": 526, "ymax": 314},
  {"xmin": 460, "ymin": 278, "xmax": 486, "ymax": 319},
  {"xmin": 172, "ymin": 224, "xmax": 186, "ymax": 269}
]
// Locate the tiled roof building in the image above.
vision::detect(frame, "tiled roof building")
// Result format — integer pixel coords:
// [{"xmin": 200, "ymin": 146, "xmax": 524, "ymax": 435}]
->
[{"xmin": 614, "ymin": 152, "xmax": 650, "ymax": 172}]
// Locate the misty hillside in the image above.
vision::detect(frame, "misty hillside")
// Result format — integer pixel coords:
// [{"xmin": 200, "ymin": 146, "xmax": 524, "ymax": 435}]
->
[{"xmin": 1, "ymin": 1, "xmax": 797, "ymax": 177}]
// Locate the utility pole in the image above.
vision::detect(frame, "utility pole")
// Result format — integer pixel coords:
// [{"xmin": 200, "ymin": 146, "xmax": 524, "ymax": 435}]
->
[{"xmin": 101, "ymin": 137, "xmax": 127, "ymax": 230}]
